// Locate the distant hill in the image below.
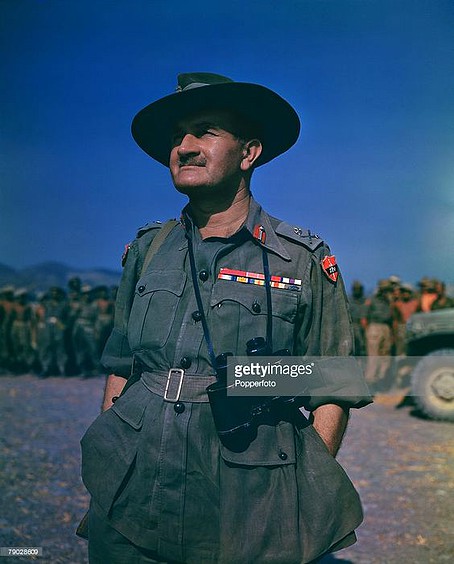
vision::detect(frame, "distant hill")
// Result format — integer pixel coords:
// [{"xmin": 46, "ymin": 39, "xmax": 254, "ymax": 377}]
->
[{"xmin": 0, "ymin": 262, "xmax": 121, "ymax": 293}]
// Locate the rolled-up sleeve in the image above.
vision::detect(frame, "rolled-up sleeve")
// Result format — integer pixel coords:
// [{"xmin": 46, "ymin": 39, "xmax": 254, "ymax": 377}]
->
[{"xmin": 296, "ymin": 244, "xmax": 372, "ymax": 410}]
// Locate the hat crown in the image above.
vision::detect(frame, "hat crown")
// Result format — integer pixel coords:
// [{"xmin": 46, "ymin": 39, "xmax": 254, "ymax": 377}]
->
[
  {"xmin": 132, "ymin": 72, "xmax": 300, "ymax": 167},
  {"xmin": 176, "ymin": 72, "xmax": 233, "ymax": 92}
]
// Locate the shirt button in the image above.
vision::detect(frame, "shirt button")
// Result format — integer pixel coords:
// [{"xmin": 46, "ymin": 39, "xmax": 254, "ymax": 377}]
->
[
  {"xmin": 174, "ymin": 402, "xmax": 185, "ymax": 414},
  {"xmin": 180, "ymin": 357, "xmax": 192, "ymax": 369},
  {"xmin": 192, "ymin": 310, "xmax": 202, "ymax": 322},
  {"xmin": 199, "ymin": 270, "xmax": 209, "ymax": 282},
  {"xmin": 138, "ymin": 285, "xmax": 146, "ymax": 293},
  {"xmin": 279, "ymin": 451, "xmax": 288, "ymax": 461},
  {"xmin": 252, "ymin": 301, "xmax": 261, "ymax": 313}
]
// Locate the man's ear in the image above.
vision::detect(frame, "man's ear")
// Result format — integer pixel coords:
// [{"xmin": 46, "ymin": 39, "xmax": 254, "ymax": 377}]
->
[{"xmin": 241, "ymin": 139, "xmax": 262, "ymax": 171}]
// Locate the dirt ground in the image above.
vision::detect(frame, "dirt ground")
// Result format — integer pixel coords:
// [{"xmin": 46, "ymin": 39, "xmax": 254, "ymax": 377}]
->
[{"xmin": 0, "ymin": 374, "xmax": 453, "ymax": 563}]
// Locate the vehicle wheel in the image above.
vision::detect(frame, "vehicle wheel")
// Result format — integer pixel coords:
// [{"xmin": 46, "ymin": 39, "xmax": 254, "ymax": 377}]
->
[{"xmin": 411, "ymin": 349, "xmax": 454, "ymax": 422}]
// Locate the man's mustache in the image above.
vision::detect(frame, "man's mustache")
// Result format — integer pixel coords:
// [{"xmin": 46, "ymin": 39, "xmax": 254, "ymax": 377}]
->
[{"xmin": 178, "ymin": 156, "xmax": 206, "ymax": 167}]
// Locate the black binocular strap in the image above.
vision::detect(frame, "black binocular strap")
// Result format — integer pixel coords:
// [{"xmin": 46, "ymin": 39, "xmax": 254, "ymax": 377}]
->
[
  {"xmin": 187, "ymin": 234, "xmax": 273, "ymax": 375},
  {"xmin": 187, "ymin": 235, "xmax": 218, "ymax": 371},
  {"xmin": 262, "ymin": 247, "xmax": 273, "ymax": 353}
]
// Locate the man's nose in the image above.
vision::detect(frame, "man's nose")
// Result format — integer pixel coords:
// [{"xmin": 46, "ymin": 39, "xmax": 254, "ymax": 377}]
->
[{"xmin": 177, "ymin": 133, "xmax": 200, "ymax": 155}]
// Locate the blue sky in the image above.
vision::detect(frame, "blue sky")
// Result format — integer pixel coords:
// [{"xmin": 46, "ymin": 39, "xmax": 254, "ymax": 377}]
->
[{"xmin": 2, "ymin": 0, "xmax": 453, "ymax": 292}]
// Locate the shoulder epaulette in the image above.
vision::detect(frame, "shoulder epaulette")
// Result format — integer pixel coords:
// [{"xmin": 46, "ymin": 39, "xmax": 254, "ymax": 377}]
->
[
  {"xmin": 121, "ymin": 221, "xmax": 165, "ymax": 267},
  {"xmin": 275, "ymin": 220, "xmax": 324, "ymax": 251},
  {"xmin": 136, "ymin": 221, "xmax": 165, "ymax": 238}
]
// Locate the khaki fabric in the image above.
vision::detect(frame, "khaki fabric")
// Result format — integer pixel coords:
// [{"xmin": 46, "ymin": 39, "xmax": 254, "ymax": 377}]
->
[
  {"xmin": 82, "ymin": 198, "xmax": 372, "ymax": 563},
  {"xmin": 82, "ymin": 379, "xmax": 361, "ymax": 563}
]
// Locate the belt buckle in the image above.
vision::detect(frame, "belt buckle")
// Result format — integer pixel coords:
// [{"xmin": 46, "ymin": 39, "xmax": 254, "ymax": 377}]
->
[{"xmin": 164, "ymin": 368, "xmax": 185, "ymax": 402}]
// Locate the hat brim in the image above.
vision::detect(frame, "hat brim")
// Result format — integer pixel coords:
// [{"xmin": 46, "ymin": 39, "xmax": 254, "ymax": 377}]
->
[{"xmin": 131, "ymin": 82, "xmax": 300, "ymax": 167}]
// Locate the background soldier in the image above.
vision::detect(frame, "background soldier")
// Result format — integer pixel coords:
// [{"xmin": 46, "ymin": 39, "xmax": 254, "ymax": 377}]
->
[
  {"xmin": 0, "ymin": 286, "xmax": 16, "ymax": 373},
  {"xmin": 387, "ymin": 274, "xmax": 402, "ymax": 306},
  {"xmin": 72, "ymin": 286, "xmax": 99, "ymax": 376},
  {"xmin": 392, "ymin": 283, "xmax": 419, "ymax": 356},
  {"xmin": 65, "ymin": 276, "xmax": 83, "ymax": 375},
  {"xmin": 364, "ymin": 279, "xmax": 394, "ymax": 389},
  {"xmin": 10, "ymin": 290, "xmax": 35, "ymax": 374},
  {"xmin": 93, "ymin": 286, "xmax": 114, "ymax": 361},
  {"xmin": 417, "ymin": 276, "xmax": 438, "ymax": 312},
  {"xmin": 349, "ymin": 280, "xmax": 367, "ymax": 356},
  {"xmin": 36, "ymin": 287, "xmax": 69, "ymax": 377},
  {"xmin": 431, "ymin": 280, "xmax": 454, "ymax": 310}
]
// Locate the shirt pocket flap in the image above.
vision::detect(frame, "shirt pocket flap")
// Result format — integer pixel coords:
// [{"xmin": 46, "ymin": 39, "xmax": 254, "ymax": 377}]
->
[
  {"xmin": 211, "ymin": 282, "xmax": 297, "ymax": 323},
  {"xmin": 135, "ymin": 270, "xmax": 187, "ymax": 297},
  {"xmin": 111, "ymin": 381, "xmax": 150, "ymax": 429},
  {"xmin": 219, "ymin": 421, "xmax": 296, "ymax": 466}
]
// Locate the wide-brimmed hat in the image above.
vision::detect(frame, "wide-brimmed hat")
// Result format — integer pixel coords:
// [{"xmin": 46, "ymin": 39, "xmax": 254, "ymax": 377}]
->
[{"xmin": 131, "ymin": 72, "xmax": 301, "ymax": 167}]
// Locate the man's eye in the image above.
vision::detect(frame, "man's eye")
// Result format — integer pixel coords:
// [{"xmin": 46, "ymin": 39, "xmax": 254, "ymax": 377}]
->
[
  {"xmin": 170, "ymin": 128, "xmax": 217, "ymax": 145},
  {"xmin": 198, "ymin": 128, "xmax": 217, "ymax": 137}
]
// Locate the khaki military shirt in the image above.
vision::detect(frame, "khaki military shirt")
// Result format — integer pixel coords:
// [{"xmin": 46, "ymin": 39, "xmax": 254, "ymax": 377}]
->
[
  {"xmin": 83, "ymin": 197, "xmax": 371, "ymax": 563},
  {"xmin": 102, "ymin": 197, "xmax": 370, "ymax": 410}
]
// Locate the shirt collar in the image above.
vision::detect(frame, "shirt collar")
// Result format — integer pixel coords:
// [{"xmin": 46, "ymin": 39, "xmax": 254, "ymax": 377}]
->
[
  {"xmin": 244, "ymin": 197, "xmax": 291, "ymax": 261},
  {"xmin": 180, "ymin": 197, "xmax": 291, "ymax": 261}
]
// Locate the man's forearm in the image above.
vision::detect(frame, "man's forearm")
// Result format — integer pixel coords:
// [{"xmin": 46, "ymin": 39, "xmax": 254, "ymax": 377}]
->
[
  {"xmin": 102, "ymin": 373, "xmax": 127, "ymax": 412},
  {"xmin": 312, "ymin": 403, "xmax": 349, "ymax": 457}
]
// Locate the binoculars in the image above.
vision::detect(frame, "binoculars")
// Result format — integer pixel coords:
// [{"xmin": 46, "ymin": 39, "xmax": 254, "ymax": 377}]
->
[{"xmin": 206, "ymin": 337, "xmax": 305, "ymax": 451}]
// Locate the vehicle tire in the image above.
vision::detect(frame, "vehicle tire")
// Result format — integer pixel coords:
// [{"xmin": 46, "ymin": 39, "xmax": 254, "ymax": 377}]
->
[{"xmin": 411, "ymin": 349, "xmax": 454, "ymax": 422}]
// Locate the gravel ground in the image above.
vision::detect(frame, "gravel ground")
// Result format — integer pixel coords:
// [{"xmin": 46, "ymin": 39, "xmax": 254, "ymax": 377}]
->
[{"xmin": 0, "ymin": 375, "xmax": 453, "ymax": 563}]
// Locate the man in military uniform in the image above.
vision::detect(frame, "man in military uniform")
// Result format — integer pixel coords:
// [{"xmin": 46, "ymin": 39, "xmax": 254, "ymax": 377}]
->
[
  {"xmin": 65, "ymin": 276, "xmax": 83, "ymax": 375},
  {"xmin": 10, "ymin": 290, "xmax": 35, "ymax": 373},
  {"xmin": 0, "ymin": 286, "xmax": 15, "ymax": 373},
  {"xmin": 392, "ymin": 283, "xmax": 419, "ymax": 356},
  {"xmin": 72, "ymin": 286, "xmax": 99, "ymax": 376},
  {"xmin": 92, "ymin": 285, "xmax": 114, "ymax": 360},
  {"xmin": 364, "ymin": 279, "xmax": 394, "ymax": 389},
  {"xmin": 349, "ymin": 280, "xmax": 367, "ymax": 356},
  {"xmin": 81, "ymin": 73, "xmax": 372, "ymax": 563},
  {"xmin": 36, "ymin": 286, "xmax": 69, "ymax": 377},
  {"xmin": 431, "ymin": 279, "xmax": 454, "ymax": 310},
  {"xmin": 417, "ymin": 276, "xmax": 438, "ymax": 312}
]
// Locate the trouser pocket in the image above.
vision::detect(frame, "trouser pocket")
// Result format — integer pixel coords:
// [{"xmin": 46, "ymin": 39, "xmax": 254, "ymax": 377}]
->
[{"xmin": 81, "ymin": 380, "xmax": 151, "ymax": 515}]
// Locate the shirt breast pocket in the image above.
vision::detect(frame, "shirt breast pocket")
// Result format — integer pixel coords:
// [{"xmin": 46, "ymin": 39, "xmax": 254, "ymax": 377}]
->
[
  {"xmin": 127, "ymin": 270, "xmax": 186, "ymax": 350},
  {"xmin": 210, "ymin": 282, "xmax": 298, "ymax": 353}
]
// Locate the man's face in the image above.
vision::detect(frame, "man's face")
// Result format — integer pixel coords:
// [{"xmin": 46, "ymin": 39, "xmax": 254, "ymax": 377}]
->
[
  {"xmin": 169, "ymin": 110, "xmax": 248, "ymax": 198},
  {"xmin": 401, "ymin": 290, "xmax": 412, "ymax": 302}
]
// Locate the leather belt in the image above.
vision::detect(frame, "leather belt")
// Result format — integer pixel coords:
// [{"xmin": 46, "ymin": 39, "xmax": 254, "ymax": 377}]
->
[{"xmin": 141, "ymin": 369, "xmax": 217, "ymax": 403}]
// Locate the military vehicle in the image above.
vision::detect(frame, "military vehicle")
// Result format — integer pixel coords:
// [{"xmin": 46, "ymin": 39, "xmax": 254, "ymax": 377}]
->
[{"xmin": 406, "ymin": 308, "xmax": 454, "ymax": 421}]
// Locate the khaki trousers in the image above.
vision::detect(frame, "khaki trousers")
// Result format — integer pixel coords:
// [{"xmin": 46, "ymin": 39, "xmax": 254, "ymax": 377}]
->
[{"xmin": 364, "ymin": 323, "xmax": 392, "ymax": 383}]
